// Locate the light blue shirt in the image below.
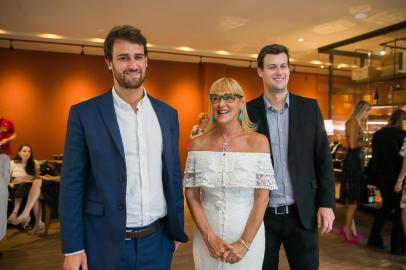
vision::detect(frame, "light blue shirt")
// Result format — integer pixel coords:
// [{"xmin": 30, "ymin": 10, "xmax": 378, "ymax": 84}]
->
[{"xmin": 264, "ymin": 94, "xmax": 296, "ymax": 207}]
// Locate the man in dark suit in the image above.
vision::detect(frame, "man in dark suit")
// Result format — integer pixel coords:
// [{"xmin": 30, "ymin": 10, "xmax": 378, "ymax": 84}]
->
[
  {"xmin": 60, "ymin": 25, "xmax": 188, "ymax": 270},
  {"xmin": 247, "ymin": 44, "xmax": 335, "ymax": 270},
  {"xmin": 367, "ymin": 109, "xmax": 406, "ymax": 254}
]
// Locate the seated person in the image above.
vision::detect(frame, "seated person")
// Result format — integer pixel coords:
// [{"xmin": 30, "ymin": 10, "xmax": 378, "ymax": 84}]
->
[
  {"xmin": 40, "ymin": 162, "xmax": 60, "ymax": 220},
  {"xmin": 15, "ymin": 161, "xmax": 60, "ymax": 235},
  {"xmin": 190, "ymin": 112, "xmax": 209, "ymax": 139},
  {"xmin": 7, "ymin": 144, "xmax": 42, "ymax": 232}
]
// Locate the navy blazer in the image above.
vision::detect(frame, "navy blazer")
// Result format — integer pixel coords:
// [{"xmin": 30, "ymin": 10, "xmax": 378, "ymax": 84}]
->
[
  {"xmin": 247, "ymin": 93, "xmax": 335, "ymax": 229},
  {"xmin": 59, "ymin": 90, "xmax": 188, "ymax": 270}
]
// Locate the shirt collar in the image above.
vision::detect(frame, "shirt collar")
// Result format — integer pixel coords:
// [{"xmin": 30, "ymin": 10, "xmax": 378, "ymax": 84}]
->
[
  {"xmin": 112, "ymin": 86, "xmax": 149, "ymax": 111},
  {"xmin": 263, "ymin": 92, "xmax": 290, "ymax": 113}
]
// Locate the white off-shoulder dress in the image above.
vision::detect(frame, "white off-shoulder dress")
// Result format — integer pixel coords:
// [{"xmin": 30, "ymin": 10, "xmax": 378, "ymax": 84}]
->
[{"xmin": 184, "ymin": 151, "xmax": 277, "ymax": 270}]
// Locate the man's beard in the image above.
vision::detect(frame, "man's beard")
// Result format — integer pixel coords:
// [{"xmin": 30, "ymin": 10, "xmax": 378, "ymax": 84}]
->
[{"xmin": 112, "ymin": 67, "xmax": 145, "ymax": 89}]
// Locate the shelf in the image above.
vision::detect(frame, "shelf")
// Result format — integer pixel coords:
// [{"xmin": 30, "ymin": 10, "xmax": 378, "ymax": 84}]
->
[
  {"xmin": 354, "ymin": 73, "xmax": 406, "ymax": 84},
  {"xmin": 370, "ymin": 104, "xmax": 406, "ymax": 108}
]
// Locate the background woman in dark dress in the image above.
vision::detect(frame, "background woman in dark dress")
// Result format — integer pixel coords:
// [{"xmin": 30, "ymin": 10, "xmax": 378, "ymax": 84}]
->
[
  {"xmin": 367, "ymin": 109, "xmax": 406, "ymax": 255},
  {"xmin": 339, "ymin": 101, "xmax": 370, "ymax": 243}
]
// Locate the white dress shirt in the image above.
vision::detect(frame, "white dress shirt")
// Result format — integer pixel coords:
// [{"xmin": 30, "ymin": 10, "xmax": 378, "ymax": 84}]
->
[{"xmin": 112, "ymin": 87, "xmax": 167, "ymax": 227}]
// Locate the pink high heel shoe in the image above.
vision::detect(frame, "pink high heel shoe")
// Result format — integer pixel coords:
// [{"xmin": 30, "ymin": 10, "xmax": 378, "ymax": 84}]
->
[
  {"xmin": 339, "ymin": 228, "xmax": 358, "ymax": 244},
  {"xmin": 351, "ymin": 232, "xmax": 366, "ymax": 240}
]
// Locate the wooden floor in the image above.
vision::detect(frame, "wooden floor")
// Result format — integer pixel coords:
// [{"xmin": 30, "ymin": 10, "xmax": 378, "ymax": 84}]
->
[{"xmin": 0, "ymin": 205, "xmax": 405, "ymax": 269}]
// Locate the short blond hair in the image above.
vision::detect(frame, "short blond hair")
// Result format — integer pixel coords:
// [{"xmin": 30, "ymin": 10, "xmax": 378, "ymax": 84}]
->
[{"xmin": 206, "ymin": 77, "xmax": 256, "ymax": 132}]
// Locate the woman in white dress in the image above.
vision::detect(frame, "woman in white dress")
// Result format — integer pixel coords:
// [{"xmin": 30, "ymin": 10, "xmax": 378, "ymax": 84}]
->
[{"xmin": 185, "ymin": 78, "xmax": 277, "ymax": 269}]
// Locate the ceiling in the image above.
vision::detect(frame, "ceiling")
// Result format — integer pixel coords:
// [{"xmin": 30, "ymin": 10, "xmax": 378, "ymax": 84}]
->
[{"xmin": 0, "ymin": 0, "xmax": 405, "ymax": 74}]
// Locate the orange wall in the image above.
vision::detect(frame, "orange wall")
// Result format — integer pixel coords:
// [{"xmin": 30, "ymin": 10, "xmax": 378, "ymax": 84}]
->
[{"xmin": 0, "ymin": 48, "xmax": 345, "ymax": 166}]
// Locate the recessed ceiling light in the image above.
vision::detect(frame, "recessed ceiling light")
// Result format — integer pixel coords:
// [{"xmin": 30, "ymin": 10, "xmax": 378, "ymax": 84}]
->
[
  {"xmin": 320, "ymin": 65, "xmax": 325, "ymax": 69},
  {"xmin": 310, "ymin": 60, "xmax": 322, "ymax": 65},
  {"xmin": 249, "ymin": 54, "xmax": 258, "ymax": 58},
  {"xmin": 339, "ymin": 63, "xmax": 349, "ymax": 68},
  {"xmin": 0, "ymin": 29, "xmax": 9, "ymax": 34},
  {"xmin": 147, "ymin": 43, "xmax": 154, "ymax": 48},
  {"xmin": 379, "ymin": 49, "xmax": 386, "ymax": 55},
  {"xmin": 354, "ymin": 12, "xmax": 368, "ymax": 20},
  {"xmin": 215, "ymin": 50, "xmax": 230, "ymax": 55},
  {"xmin": 176, "ymin": 46, "xmax": 195, "ymax": 52},
  {"xmin": 297, "ymin": 38, "xmax": 304, "ymax": 42},
  {"xmin": 337, "ymin": 65, "xmax": 342, "ymax": 69},
  {"xmin": 37, "ymin": 33, "xmax": 64, "ymax": 39},
  {"xmin": 88, "ymin": 38, "xmax": 104, "ymax": 43},
  {"xmin": 289, "ymin": 58, "xmax": 295, "ymax": 62}
]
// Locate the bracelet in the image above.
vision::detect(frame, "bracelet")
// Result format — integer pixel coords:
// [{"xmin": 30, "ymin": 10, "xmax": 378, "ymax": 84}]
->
[{"xmin": 238, "ymin": 238, "xmax": 250, "ymax": 250}]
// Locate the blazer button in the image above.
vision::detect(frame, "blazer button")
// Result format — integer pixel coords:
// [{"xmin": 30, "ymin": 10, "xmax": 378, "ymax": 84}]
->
[{"xmin": 117, "ymin": 204, "xmax": 124, "ymax": 210}]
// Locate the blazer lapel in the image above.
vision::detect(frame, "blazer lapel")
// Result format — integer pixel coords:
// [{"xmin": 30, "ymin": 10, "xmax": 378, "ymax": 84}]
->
[
  {"xmin": 251, "ymin": 96, "xmax": 271, "ymax": 143},
  {"xmin": 148, "ymin": 96, "xmax": 172, "ymax": 167},
  {"xmin": 97, "ymin": 90, "xmax": 125, "ymax": 161},
  {"xmin": 287, "ymin": 93, "xmax": 297, "ymax": 180}
]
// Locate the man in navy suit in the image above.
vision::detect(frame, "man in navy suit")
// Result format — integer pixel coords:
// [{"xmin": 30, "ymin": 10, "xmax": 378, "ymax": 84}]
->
[
  {"xmin": 60, "ymin": 25, "xmax": 188, "ymax": 270},
  {"xmin": 247, "ymin": 44, "xmax": 335, "ymax": 270}
]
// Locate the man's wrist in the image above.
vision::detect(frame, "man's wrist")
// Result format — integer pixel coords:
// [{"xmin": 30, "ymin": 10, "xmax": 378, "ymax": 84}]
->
[{"xmin": 65, "ymin": 250, "xmax": 85, "ymax": 256}]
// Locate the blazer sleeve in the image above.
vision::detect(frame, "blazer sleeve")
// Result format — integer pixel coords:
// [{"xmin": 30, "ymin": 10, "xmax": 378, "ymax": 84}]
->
[
  {"xmin": 313, "ymin": 101, "xmax": 335, "ymax": 209},
  {"xmin": 173, "ymin": 110, "xmax": 185, "ymax": 229},
  {"xmin": 59, "ymin": 105, "xmax": 89, "ymax": 253}
]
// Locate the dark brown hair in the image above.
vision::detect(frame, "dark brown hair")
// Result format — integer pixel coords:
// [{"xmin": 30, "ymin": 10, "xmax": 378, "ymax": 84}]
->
[
  {"xmin": 257, "ymin": 44, "xmax": 290, "ymax": 69},
  {"xmin": 387, "ymin": 109, "xmax": 406, "ymax": 127},
  {"xmin": 14, "ymin": 144, "xmax": 35, "ymax": 176},
  {"xmin": 104, "ymin": 25, "xmax": 148, "ymax": 61}
]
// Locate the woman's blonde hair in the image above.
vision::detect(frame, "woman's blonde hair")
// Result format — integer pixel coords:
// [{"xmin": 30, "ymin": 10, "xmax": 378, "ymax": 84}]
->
[
  {"xmin": 205, "ymin": 77, "xmax": 256, "ymax": 132},
  {"xmin": 348, "ymin": 100, "xmax": 371, "ymax": 123}
]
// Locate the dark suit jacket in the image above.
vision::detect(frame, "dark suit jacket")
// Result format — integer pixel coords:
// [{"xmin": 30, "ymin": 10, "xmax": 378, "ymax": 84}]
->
[
  {"xmin": 59, "ymin": 90, "xmax": 188, "ymax": 270},
  {"xmin": 247, "ymin": 93, "xmax": 335, "ymax": 229},
  {"xmin": 368, "ymin": 126, "xmax": 406, "ymax": 184}
]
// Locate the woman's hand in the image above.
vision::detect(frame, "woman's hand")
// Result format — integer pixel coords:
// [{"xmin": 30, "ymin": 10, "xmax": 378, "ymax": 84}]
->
[
  {"xmin": 205, "ymin": 233, "xmax": 233, "ymax": 260},
  {"xmin": 394, "ymin": 179, "xmax": 403, "ymax": 193},
  {"xmin": 224, "ymin": 240, "xmax": 248, "ymax": 264}
]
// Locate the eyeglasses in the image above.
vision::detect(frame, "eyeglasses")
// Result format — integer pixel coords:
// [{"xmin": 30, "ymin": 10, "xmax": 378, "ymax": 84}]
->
[{"xmin": 209, "ymin": 93, "xmax": 242, "ymax": 104}]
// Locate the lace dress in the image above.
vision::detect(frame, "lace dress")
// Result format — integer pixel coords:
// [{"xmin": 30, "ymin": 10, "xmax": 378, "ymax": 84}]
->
[{"xmin": 184, "ymin": 151, "xmax": 277, "ymax": 270}]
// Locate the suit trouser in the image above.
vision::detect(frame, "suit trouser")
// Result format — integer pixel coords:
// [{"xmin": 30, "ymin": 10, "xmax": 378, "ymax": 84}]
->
[
  {"xmin": 262, "ymin": 205, "xmax": 319, "ymax": 270},
  {"xmin": 114, "ymin": 223, "xmax": 175, "ymax": 270},
  {"xmin": 368, "ymin": 180, "xmax": 405, "ymax": 254}
]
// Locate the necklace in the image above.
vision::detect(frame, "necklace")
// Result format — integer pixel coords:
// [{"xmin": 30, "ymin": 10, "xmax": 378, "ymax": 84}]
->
[
  {"xmin": 219, "ymin": 134, "xmax": 235, "ymax": 153},
  {"xmin": 217, "ymin": 126, "xmax": 244, "ymax": 153},
  {"xmin": 220, "ymin": 141, "xmax": 228, "ymax": 152}
]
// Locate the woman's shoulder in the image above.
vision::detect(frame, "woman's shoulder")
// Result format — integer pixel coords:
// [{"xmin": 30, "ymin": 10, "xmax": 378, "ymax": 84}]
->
[
  {"xmin": 346, "ymin": 118, "xmax": 357, "ymax": 126},
  {"xmin": 189, "ymin": 132, "xmax": 212, "ymax": 151},
  {"xmin": 245, "ymin": 131, "xmax": 270, "ymax": 153},
  {"xmin": 10, "ymin": 160, "xmax": 18, "ymax": 166}
]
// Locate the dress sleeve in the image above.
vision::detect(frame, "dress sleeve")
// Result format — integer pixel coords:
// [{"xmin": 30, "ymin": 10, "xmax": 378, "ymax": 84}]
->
[
  {"xmin": 184, "ymin": 153, "xmax": 199, "ymax": 187},
  {"xmin": 256, "ymin": 156, "xmax": 278, "ymax": 190}
]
